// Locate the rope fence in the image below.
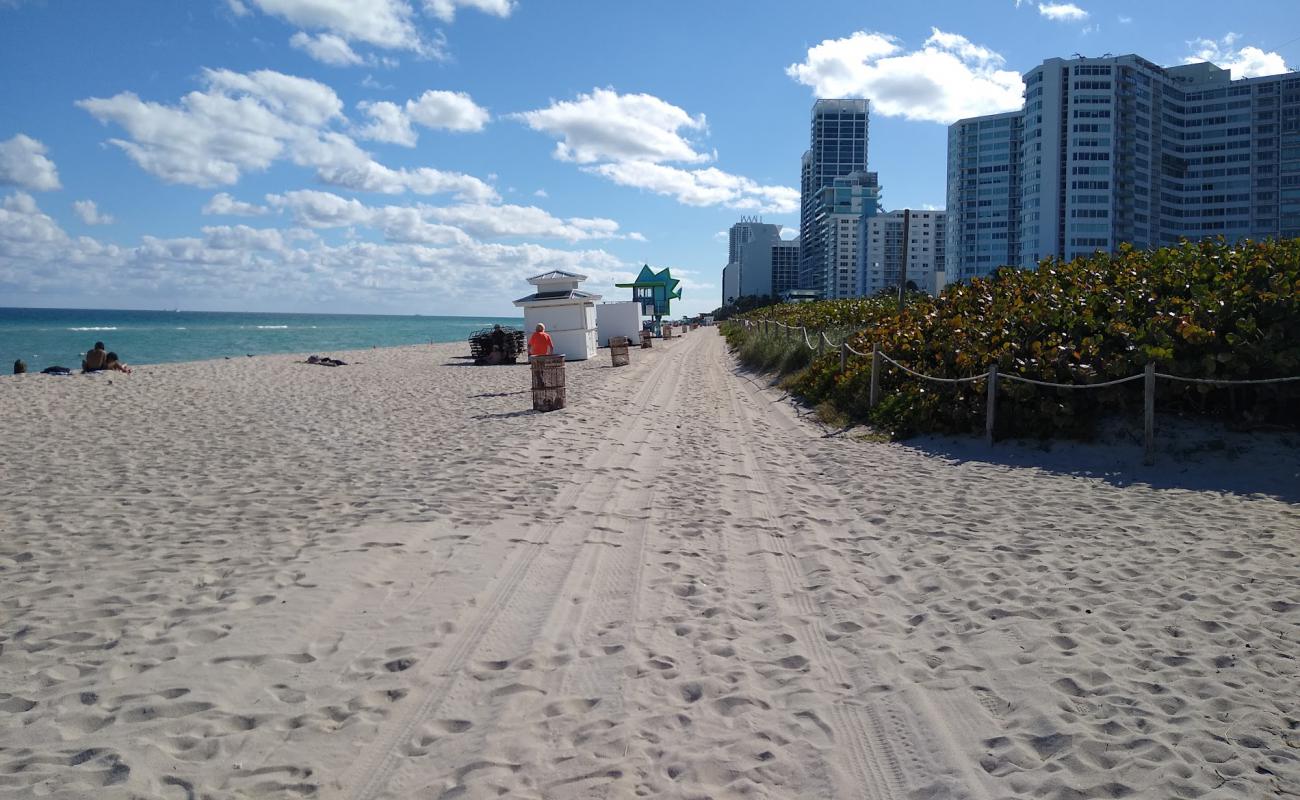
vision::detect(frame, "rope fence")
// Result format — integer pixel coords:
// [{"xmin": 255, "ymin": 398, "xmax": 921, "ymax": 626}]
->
[{"xmin": 737, "ymin": 318, "xmax": 1299, "ymax": 464}]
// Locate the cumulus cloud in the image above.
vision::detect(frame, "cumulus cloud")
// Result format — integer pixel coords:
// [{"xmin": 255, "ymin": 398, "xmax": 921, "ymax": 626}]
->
[
  {"xmin": 406, "ymin": 90, "xmax": 490, "ymax": 132},
  {"xmin": 514, "ymin": 88, "xmax": 709, "ymax": 164},
  {"xmin": 515, "ymin": 88, "xmax": 796, "ymax": 213},
  {"xmin": 356, "ymin": 91, "xmax": 489, "ymax": 147},
  {"xmin": 1185, "ymin": 34, "xmax": 1289, "ymax": 79},
  {"xmin": 786, "ymin": 29, "xmax": 1023, "ymax": 124},
  {"xmin": 0, "ymin": 134, "xmax": 61, "ymax": 191},
  {"xmin": 0, "ymin": 190, "xmax": 630, "ymax": 311},
  {"xmin": 290, "ymin": 31, "xmax": 364, "ymax": 66},
  {"xmin": 1037, "ymin": 2, "xmax": 1088, "ymax": 22},
  {"xmin": 73, "ymin": 200, "xmax": 114, "ymax": 225},
  {"xmin": 266, "ymin": 188, "xmax": 628, "ymax": 243},
  {"xmin": 356, "ymin": 100, "xmax": 418, "ymax": 145},
  {"xmin": 587, "ymin": 161, "xmax": 799, "ymax": 214},
  {"xmin": 424, "ymin": 0, "xmax": 514, "ymax": 22},
  {"xmin": 203, "ymin": 192, "xmax": 269, "ymax": 216},
  {"xmin": 77, "ymin": 68, "xmax": 495, "ymax": 201},
  {"xmin": 241, "ymin": 0, "xmax": 423, "ymax": 51}
]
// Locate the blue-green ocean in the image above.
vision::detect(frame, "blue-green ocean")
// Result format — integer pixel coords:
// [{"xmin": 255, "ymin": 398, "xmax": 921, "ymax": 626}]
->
[{"xmin": 1, "ymin": 308, "xmax": 522, "ymax": 373}]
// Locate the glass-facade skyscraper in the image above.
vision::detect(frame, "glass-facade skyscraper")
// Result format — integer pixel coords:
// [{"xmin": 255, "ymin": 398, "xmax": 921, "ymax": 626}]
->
[{"xmin": 799, "ymin": 99, "xmax": 869, "ymax": 296}]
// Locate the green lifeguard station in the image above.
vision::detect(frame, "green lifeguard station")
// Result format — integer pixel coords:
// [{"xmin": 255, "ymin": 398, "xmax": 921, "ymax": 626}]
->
[{"xmin": 616, "ymin": 265, "xmax": 682, "ymax": 336}]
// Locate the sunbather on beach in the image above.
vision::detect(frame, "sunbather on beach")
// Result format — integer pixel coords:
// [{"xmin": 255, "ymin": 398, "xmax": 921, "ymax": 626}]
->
[
  {"xmin": 103, "ymin": 352, "xmax": 131, "ymax": 374},
  {"xmin": 82, "ymin": 341, "xmax": 107, "ymax": 372}
]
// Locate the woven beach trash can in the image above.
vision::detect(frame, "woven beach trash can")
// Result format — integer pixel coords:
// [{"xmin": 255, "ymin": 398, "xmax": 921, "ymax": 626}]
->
[
  {"xmin": 640, "ymin": 330, "xmax": 652, "ymax": 348},
  {"xmin": 663, "ymin": 326, "xmax": 674, "ymax": 339},
  {"xmin": 531, "ymin": 354, "xmax": 566, "ymax": 412},
  {"xmin": 609, "ymin": 337, "xmax": 630, "ymax": 367}
]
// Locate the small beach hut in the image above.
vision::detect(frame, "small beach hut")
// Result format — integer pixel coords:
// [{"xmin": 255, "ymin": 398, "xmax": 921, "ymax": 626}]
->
[{"xmin": 513, "ymin": 270, "xmax": 601, "ymax": 361}]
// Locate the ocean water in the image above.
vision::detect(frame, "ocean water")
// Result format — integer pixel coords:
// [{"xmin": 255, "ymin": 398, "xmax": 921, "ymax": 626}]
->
[{"xmin": 0, "ymin": 307, "xmax": 523, "ymax": 373}]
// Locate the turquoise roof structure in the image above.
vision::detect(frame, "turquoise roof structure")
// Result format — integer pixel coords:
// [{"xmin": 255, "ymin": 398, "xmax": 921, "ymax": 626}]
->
[{"xmin": 615, "ymin": 265, "xmax": 682, "ymax": 318}]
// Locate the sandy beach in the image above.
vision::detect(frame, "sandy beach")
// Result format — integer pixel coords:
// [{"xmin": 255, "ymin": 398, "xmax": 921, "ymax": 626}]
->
[{"xmin": 1, "ymin": 328, "xmax": 1297, "ymax": 799}]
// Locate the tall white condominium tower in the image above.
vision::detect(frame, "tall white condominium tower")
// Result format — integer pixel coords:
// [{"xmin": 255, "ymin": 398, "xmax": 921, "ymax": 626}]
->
[
  {"xmin": 947, "ymin": 111, "xmax": 1021, "ymax": 282},
  {"xmin": 861, "ymin": 210, "xmax": 948, "ymax": 297},
  {"xmin": 946, "ymin": 55, "xmax": 1300, "ymax": 280},
  {"xmin": 799, "ymin": 99, "xmax": 869, "ymax": 297}
]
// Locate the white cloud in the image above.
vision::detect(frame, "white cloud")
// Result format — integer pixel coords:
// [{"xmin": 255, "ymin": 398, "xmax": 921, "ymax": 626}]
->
[
  {"xmin": 1185, "ymin": 34, "xmax": 1289, "ymax": 79},
  {"xmin": 1118, "ymin": 15, "xmax": 1132, "ymax": 24},
  {"xmin": 1037, "ymin": 3, "xmax": 1088, "ymax": 22},
  {"xmin": 514, "ymin": 88, "xmax": 709, "ymax": 164},
  {"xmin": 627, "ymin": 232, "xmax": 647, "ymax": 242},
  {"xmin": 267, "ymin": 189, "xmax": 628, "ymax": 242},
  {"xmin": 73, "ymin": 200, "xmax": 114, "ymax": 225},
  {"xmin": 533, "ymin": 188, "xmax": 547, "ymax": 198},
  {"xmin": 587, "ymin": 161, "xmax": 798, "ymax": 214},
  {"xmin": 290, "ymin": 31, "xmax": 364, "ymax": 66},
  {"xmin": 406, "ymin": 90, "xmax": 489, "ymax": 132},
  {"xmin": 242, "ymin": 0, "xmax": 423, "ymax": 51},
  {"xmin": 77, "ymin": 68, "xmax": 495, "ymax": 201},
  {"xmin": 0, "ymin": 190, "xmax": 631, "ymax": 311},
  {"xmin": 203, "ymin": 192, "xmax": 269, "ymax": 216},
  {"xmin": 356, "ymin": 90, "xmax": 489, "ymax": 147},
  {"xmin": 786, "ymin": 29, "xmax": 1023, "ymax": 124},
  {"xmin": 357, "ymin": 100, "xmax": 418, "ymax": 145},
  {"xmin": 424, "ymin": 0, "xmax": 514, "ymax": 22},
  {"xmin": 0, "ymin": 134, "xmax": 61, "ymax": 191},
  {"xmin": 225, "ymin": 0, "xmax": 251, "ymax": 15},
  {"xmin": 515, "ymin": 88, "xmax": 796, "ymax": 213}
]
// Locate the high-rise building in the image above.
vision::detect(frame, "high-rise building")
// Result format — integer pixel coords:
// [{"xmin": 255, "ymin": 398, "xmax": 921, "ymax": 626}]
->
[
  {"xmin": 861, "ymin": 210, "xmax": 948, "ymax": 297},
  {"xmin": 947, "ymin": 55, "xmax": 1300, "ymax": 280},
  {"xmin": 721, "ymin": 219, "xmax": 801, "ymax": 301},
  {"xmin": 946, "ymin": 111, "xmax": 1021, "ymax": 281},
  {"xmin": 771, "ymin": 238, "xmax": 801, "ymax": 298},
  {"xmin": 721, "ymin": 260, "xmax": 739, "ymax": 307},
  {"xmin": 805, "ymin": 171, "xmax": 881, "ymax": 298},
  {"xmin": 799, "ymin": 99, "xmax": 870, "ymax": 296}
]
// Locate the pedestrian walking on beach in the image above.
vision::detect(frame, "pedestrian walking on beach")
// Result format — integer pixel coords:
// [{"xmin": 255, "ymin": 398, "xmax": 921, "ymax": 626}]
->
[{"xmin": 528, "ymin": 323, "xmax": 554, "ymax": 357}]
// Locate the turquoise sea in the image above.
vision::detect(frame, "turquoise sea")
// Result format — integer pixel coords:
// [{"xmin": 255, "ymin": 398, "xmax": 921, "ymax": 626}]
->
[{"xmin": 1, "ymin": 307, "xmax": 522, "ymax": 373}]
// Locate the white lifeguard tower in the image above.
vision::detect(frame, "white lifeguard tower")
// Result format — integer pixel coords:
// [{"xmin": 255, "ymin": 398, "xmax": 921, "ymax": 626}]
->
[{"xmin": 513, "ymin": 270, "xmax": 601, "ymax": 361}]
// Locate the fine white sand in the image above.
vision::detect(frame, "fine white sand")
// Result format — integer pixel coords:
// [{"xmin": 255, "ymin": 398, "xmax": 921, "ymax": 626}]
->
[{"xmin": 1, "ymin": 330, "xmax": 1296, "ymax": 799}]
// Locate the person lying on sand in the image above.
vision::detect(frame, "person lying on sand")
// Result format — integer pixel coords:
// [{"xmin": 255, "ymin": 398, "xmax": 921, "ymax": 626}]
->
[
  {"xmin": 103, "ymin": 352, "xmax": 132, "ymax": 374},
  {"xmin": 305, "ymin": 355, "xmax": 347, "ymax": 367}
]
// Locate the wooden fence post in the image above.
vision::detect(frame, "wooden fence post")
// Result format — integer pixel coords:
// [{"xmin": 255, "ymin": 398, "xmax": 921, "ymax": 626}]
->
[
  {"xmin": 869, "ymin": 344, "xmax": 881, "ymax": 408},
  {"xmin": 1144, "ymin": 361, "xmax": 1156, "ymax": 465},
  {"xmin": 985, "ymin": 363, "xmax": 998, "ymax": 446},
  {"xmin": 840, "ymin": 342, "xmax": 848, "ymax": 374}
]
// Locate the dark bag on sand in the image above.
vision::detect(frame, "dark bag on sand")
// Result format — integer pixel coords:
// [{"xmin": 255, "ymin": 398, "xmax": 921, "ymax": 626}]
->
[
  {"xmin": 13, "ymin": 359, "xmax": 25, "ymax": 375},
  {"xmin": 41, "ymin": 366, "xmax": 71, "ymax": 375}
]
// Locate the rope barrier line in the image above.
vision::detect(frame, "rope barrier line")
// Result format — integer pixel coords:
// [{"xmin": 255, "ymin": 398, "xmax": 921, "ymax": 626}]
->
[
  {"xmin": 1154, "ymin": 373, "xmax": 1300, "ymax": 385},
  {"xmin": 734, "ymin": 319, "xmax": 1300, "ymax": 388},
  {"xmin": 1000, "ymin": 372, "xmax": 1144, "ymax": 389},
  {"xmin": 877, "ymin": 352, "xmax": 989, "ymax": 385}
]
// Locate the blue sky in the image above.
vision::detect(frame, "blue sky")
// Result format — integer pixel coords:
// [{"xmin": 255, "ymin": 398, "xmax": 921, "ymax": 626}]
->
[{"xmin": 0, "ymin": 0, "xmax": 1295, "ymax": 317}]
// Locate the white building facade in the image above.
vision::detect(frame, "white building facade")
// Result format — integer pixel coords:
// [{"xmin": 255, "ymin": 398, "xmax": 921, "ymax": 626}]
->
[
  {"xmin": 513, "ymin": 270, "xmax": 600, "ymax": 361},
  {"xmin": 861, "ymin": 210, "xmax": 947, "ymax": 296},
  {"xmin": 948, "ymin": 54, "xmax": 1300, "ymax": 279}
]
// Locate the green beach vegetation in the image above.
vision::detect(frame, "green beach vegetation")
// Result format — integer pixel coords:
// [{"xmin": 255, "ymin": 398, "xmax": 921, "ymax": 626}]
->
[{"xmin": 723, "ymin": 238, "xmax": 1300, "ymax": 439}]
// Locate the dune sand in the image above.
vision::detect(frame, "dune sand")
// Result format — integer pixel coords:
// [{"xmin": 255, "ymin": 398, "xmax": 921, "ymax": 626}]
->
[{"xmin": 1, "ymin": 329, "xmax": 1296, "ymax": 799}]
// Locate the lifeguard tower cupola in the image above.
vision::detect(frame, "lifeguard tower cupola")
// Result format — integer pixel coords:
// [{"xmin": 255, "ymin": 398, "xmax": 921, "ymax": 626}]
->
[{"xmin": 616, "ymin": 265, "xmax": 681, "ymax": 336}]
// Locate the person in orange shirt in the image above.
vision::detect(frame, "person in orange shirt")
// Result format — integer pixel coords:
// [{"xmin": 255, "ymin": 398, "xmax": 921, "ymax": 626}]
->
[{"xmin": 528, "ymin": 323, "xmax": 554, "ymax": 357}]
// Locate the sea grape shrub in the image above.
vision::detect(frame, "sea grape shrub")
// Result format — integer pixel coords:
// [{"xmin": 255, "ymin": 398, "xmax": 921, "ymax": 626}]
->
[{"xmin": 733, "ymin": 238, "xmax": 1300, "ymax": 438}]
